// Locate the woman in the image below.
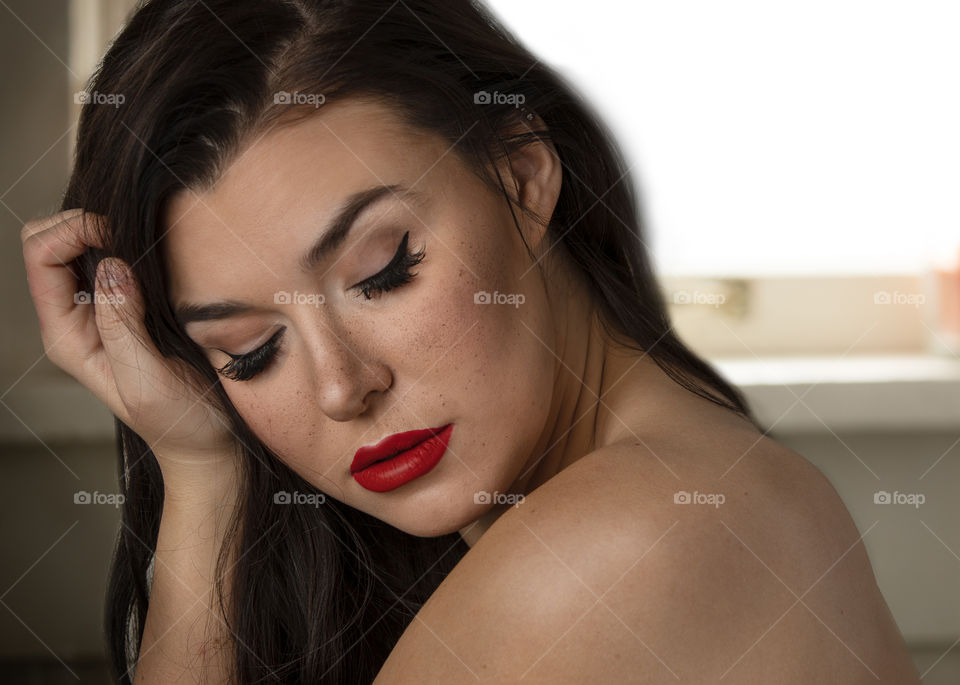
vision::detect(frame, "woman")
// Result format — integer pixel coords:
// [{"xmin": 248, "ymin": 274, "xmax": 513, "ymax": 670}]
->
[{"xmin": 20, "ymin": 0, "xmax": 919, "ymax": 682}]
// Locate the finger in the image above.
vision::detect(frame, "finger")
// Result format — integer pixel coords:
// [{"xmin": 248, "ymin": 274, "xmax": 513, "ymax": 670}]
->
[
  {"xmin": 19, "ymin": 207, "xmax": 87, "ymax": 242},
  {"xmin": 21, "ymin": 209, "xmax": 105, "ymax": 268},
  {"xmin": 21, "ymin": 211, "xmax": 108, "ymax": 364},
  {"xmin": 87, "ymin": 258, "xmax": 144, "ymax": 420},
  {"xmin": 90, "ymin": 257, "xmax": 182, "ymax": 428}
]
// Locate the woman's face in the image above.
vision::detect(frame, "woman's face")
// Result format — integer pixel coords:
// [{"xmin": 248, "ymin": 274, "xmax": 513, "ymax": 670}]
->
[{"xmin": 162, "ymin": 97, "xmax": 562, "ymax": 536}]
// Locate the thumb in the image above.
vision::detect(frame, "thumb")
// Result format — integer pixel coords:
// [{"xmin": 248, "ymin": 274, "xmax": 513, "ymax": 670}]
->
[
  {"xmin": 94, "ymin": 258, "xmax": 141, "ymax": 348},
  {"xmin": 93, "ymin": 258, "xmax": 166, "ymax": 416}
]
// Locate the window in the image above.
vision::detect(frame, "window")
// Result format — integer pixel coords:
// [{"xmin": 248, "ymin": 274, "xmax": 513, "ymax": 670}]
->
[
  {"xmin": 483, "ymin": 0, "xmax": 960, "ymax": 276},
  {"xmin": 484, "ymin": 0, "xmax": 960, "ymax": 356}
]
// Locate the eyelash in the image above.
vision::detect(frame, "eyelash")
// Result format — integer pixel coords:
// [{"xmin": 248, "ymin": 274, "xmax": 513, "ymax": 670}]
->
[
  {"xmin": 352, "ymin": 230, "xmax": 425, "ymax": 301},
  {"xmin": 216, "ymin": 326, "xmax": 285, "ymax": 382},
  {"xmin": 215, "ymin": 231, "xmax": 425, "ymax": 382}
]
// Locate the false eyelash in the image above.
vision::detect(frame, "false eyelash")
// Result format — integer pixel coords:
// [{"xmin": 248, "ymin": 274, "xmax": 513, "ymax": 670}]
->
[
  {"xmin": 353, "ymin": 230, "xmax": 425, "ymax": 300},
  {"xmin": 216, "ymin": 326, "xmax": 285, "ymax": 382}
]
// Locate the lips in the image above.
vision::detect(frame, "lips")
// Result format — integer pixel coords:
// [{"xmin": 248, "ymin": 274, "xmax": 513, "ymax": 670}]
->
[
  {"xmin": 351, "ymin": 424, "xmax": 451, "ymax": 474},
  {"xmin": 350, "ymin": 424, "xmax": 454, "ymax": 493}
]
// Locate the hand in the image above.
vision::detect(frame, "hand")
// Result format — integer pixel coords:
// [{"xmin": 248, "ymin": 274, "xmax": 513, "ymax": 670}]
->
[{"xmin": 21, "ymin": 209, "xmax": 237, "ymax": 471}]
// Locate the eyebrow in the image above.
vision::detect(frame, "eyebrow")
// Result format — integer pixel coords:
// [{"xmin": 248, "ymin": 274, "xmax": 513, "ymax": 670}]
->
[{"xmin": 174, "ymin": 183, "xmax": 413, "ymax": 326}]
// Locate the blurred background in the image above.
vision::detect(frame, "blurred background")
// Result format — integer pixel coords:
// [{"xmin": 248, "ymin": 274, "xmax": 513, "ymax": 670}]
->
[{"xmin": 1, "ymin": 0, "xmax": 957, "ymax": 682}]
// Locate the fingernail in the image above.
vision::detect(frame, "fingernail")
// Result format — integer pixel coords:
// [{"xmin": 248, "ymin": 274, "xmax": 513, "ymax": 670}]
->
[{"xmin": 101, "ymin": 259, "xmax": 129, "ymax": 288}]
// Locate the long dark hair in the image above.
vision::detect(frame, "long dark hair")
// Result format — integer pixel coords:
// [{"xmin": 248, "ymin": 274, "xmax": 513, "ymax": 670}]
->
[{"xmin": 63, "ymin": 0, "xmax": 761, "ymax": 681}]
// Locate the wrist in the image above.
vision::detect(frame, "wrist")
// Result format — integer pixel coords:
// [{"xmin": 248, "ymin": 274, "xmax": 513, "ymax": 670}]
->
[{"xmin": 156, "ymin": 455, "xmax": 240, "ymax": 510}]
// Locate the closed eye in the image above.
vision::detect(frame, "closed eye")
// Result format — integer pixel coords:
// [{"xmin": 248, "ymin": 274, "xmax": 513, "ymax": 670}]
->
[
  {"xmin": 350, "ymin": 230, "xmax": 425, "ymax": 300},
  {"xmin": 215, "ymin": 326, "xmax": 285, "ymax": 382}
]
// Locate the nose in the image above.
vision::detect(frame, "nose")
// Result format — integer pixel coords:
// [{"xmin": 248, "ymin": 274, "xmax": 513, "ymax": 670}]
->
[{"xmin": 305, "ymin": 315, "xmax": 392, "ymax": 422}]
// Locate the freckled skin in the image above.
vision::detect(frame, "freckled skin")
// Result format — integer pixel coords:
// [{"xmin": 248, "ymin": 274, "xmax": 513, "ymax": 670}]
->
[{"xmin": 161, "ymin": 96, "xmax": 724, "ymax": 542}]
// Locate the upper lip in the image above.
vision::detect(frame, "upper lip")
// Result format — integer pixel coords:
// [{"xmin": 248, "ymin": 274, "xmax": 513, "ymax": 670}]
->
[{"xmin": 351, "ymin": 424, "xmax": 451, "ymax": 473}]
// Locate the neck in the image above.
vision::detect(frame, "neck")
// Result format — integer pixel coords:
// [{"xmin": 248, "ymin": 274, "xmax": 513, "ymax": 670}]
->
[{"xmin": 458, "ymin": 263, "xmax": 669, "ymax": 547}]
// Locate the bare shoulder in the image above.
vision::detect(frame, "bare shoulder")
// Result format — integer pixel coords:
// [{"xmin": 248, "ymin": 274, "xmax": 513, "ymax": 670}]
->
[{"xmin": 374, "ymin": 428, "xmax": 920, "ymax": 684}]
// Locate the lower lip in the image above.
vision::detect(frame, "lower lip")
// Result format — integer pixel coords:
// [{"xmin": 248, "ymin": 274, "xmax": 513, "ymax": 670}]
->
[{"xmin": 351, "ymin": 424, "xmax": 454, "ymax": 493}]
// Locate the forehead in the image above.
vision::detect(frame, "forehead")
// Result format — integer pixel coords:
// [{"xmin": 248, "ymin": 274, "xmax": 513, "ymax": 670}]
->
[{"xmin": 160, "ymin": 98, "xmax": 444, "ymax": 294}]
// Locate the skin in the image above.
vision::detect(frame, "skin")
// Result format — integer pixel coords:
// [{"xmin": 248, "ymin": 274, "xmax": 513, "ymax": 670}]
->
[
  {"xmin": 161, "ymin": 97, "xmax": 920, "ymax": 682},
  {"xmin": 162, "ymin": 96, "xmax": 672, "ymax": 541},
  {"xmin": 375, "ymin": 438, "xmax": 922, "ymax": 683}
]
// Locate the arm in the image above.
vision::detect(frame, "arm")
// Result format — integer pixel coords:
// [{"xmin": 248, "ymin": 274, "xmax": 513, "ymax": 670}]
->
[
  {"xmin": 19, "ymin": 211, "xmax": 244, "ymax": 681},
  {"xmin": 134, "ymin": 462, "xmax": 240, "ymax": 684}
]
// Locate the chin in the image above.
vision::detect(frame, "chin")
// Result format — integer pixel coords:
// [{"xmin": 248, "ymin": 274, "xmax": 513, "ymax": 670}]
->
[
  {"xmin": 385, "ymin": 496, "xmax": 477, "ymax": 539},
  {"xmin": 390, "ymin": 517, "xmax": 462, "ymax": 539}
]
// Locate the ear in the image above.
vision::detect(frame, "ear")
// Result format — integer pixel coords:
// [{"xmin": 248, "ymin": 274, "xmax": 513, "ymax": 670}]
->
[{"xmin": 499, "ymin": 111, "xmax": 562, "ymax": 256}]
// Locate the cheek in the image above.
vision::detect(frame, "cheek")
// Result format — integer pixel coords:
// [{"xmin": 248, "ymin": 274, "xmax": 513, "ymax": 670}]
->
[
  {"xmin": 223, "ymin": 383, "xmax": 318, "ymax": 472},
  {"xmin": 420, "ymin": 237, "xmax": 555, "ymax": 429}
]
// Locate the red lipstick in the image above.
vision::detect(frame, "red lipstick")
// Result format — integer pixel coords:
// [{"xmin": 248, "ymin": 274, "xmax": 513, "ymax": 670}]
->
[{"xmin": 351, "ymin": 424, "xmax": 453, "ymax": 492}]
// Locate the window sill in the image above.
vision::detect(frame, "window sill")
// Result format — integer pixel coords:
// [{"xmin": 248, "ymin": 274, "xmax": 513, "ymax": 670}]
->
[{"xmin": 714, "ymin": 354, "xmax": 960, "ymax": 433}]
